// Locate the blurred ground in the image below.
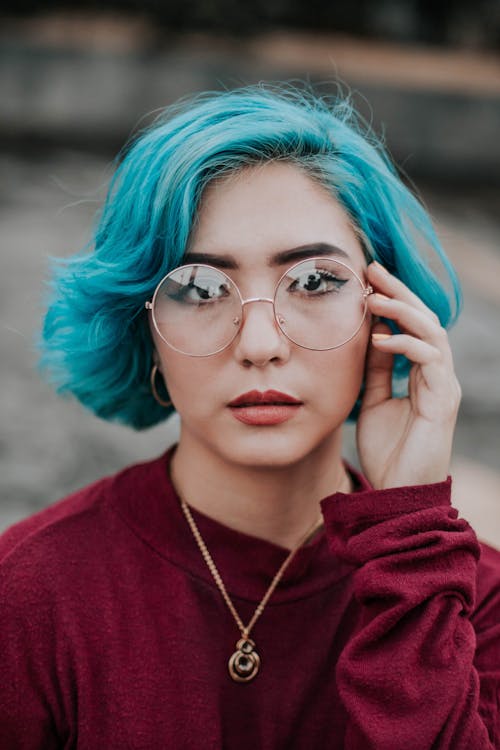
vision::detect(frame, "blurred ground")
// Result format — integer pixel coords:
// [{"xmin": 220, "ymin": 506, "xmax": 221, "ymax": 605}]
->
[{"xmin": 0, "ymin": 26, "xmax": 499, "ymax": 547}]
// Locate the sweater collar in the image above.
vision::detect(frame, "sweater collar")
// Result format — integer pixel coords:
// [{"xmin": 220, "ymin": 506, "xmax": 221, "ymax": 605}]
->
[{"xmin": 109, "ymin": 445, "xmax": 369, "ymax": 604}]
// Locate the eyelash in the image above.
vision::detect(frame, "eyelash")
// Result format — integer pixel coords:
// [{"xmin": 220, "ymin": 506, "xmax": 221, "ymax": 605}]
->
[
  {"xmin": 163, "ymin": 268, "xmax": 349, "ymax": 307},
  {"xmin": 288, "ymin": 270, "xmax": 348, "ymax": 295},
  {"xmin": 170, "ymin": 281, "xmax": 230, "ymax": 304}
]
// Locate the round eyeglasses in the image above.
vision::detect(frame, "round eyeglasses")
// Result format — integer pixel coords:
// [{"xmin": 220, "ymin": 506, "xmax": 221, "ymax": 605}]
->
[{"xmin": 145, "ymin": 257, "xmax": 373, "ymax": 357}]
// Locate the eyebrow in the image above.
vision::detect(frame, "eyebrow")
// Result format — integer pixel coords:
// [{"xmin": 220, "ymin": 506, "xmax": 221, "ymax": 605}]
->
[{"xmin": 184, "ymin": 243, "xmax": 351, "ymax": 269}]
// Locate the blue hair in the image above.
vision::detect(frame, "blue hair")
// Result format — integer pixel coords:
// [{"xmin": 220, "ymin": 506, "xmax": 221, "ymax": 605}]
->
[{"xmin": 40, "ymin": 83, "xmax": 461, "ymax": 429}]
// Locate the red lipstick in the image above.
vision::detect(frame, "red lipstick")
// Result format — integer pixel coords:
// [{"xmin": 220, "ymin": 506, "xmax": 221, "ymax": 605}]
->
[
  {"xmin": 228, "ymin": 390, "xmax": 302, "ymax": 407},
  {"xmin": 228, "ymin": 390, "xmax": 303, "ymax": 425}
]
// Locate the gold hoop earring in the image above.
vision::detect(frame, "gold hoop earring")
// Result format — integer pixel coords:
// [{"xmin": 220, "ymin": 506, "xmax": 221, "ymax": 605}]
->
[{"xmin": 150, "ymin": 364, "xmax": 172, "ymax": 408}]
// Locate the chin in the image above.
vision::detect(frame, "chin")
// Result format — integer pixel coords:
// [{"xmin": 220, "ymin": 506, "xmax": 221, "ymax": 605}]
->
[{"xmin": 212, "ymin": 427, "xmax": 340, "ymax": 470}]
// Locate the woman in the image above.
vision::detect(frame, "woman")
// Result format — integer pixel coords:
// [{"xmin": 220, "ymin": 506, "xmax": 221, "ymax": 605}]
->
[{"xmin": 1, "ymin": 84, "xmax": 499, "ymax": 749}]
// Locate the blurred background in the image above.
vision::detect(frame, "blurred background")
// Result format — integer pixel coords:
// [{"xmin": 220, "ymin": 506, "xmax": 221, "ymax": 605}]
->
[{"xmin": 1, "ymin": 1, "xmax": 499, "ymax": 546}]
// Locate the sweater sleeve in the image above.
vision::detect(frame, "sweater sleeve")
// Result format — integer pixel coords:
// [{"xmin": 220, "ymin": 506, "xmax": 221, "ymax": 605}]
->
[{"xmin": 321, "ymin": 478, "xmax": 500, "ymax": 750}]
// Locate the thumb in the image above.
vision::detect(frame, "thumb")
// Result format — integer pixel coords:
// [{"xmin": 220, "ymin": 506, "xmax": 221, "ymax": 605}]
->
[{"xmin": 361, "ymin": 322, "xmax": 394, "ymax": 410}]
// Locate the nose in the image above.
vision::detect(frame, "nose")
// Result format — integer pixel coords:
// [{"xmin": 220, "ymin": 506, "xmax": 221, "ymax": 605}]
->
[{"xmin": 232, "ymin": 297, "xmax": 291, "ymax": 367}]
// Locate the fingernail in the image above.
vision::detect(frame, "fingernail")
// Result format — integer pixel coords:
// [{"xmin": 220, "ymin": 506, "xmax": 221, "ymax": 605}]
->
[
  {"xmin": 372, "ymin": 333, "xmax": 392, "ymax": 341},
  {"xmin": 375, "ymin": 293, "xmax": 391, "ymax": 301},
  {"xmin": 372, "ymin": 260, "xmax": 388, "ymax": 273}
]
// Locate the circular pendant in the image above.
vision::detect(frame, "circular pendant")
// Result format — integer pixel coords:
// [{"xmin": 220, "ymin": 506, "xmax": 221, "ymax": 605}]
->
[{"xmin": 228, "ymin": 637, "xmax": 261, "ymax": 682}]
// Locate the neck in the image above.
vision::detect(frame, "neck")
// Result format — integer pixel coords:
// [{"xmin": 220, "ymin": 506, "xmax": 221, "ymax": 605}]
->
[{"xmin": 169, "ymin": 429, "xmax": 350, "ymax": 550}]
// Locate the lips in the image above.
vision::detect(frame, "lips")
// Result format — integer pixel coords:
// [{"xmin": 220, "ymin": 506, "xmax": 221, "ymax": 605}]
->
[{"xmin": 228, "ymin": 390, "xmax": 302, "ymax": 407}]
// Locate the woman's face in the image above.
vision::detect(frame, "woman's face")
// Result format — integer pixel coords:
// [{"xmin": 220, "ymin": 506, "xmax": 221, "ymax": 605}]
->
[{"xmin": 150, "ymin": 162, "xmax": 371, "ymax": 468}]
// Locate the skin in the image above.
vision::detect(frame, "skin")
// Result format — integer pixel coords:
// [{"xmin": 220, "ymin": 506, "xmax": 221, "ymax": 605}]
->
[
  {"xmin": 149, "ymin": 162, "xmax": 461, "ymax": 550},
  {"xmin": 359, "ymin": 262, "xmax": 461, "ymax": 489}
]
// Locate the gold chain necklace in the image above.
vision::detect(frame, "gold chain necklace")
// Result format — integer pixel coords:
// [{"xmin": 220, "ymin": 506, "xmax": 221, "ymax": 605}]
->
[{"xmin": 180, "ymin": 499, "xmax": 326, "ymax": 683}]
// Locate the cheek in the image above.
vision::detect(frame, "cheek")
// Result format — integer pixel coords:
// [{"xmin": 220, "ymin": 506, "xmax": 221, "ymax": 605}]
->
[
  {"xmin": 160, "ymin": 354, "xmax": 201, "ymax": 390},
  {"xmin": 156, "ymin": 344, "xmax": 221, "ymax": 416},
  {"xmin": 344, "ymin": 320, "xmax": 371, "ymax": 386},
  {"xmin": 312, "ymin": 325, "xmax": 369, "ymax": 407}
]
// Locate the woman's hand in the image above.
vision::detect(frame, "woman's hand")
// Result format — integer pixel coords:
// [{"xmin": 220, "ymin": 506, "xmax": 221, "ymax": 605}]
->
[{"xmin": 356, "ymin": 261, "xmax": 462, "ymax": 490}]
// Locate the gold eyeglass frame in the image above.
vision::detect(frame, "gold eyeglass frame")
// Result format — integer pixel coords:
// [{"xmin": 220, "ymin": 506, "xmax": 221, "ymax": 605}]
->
[{"xmin": 145, "ymin": 257, "xmax": 373, "ymax": 357}]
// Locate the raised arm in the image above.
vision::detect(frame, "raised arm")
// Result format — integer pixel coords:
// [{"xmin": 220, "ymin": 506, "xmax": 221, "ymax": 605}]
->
[{"xmin": 322, "ymin": 480, "xmax": 499, "ymax": 749}]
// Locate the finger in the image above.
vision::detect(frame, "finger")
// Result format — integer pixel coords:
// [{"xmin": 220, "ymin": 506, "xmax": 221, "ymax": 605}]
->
[
  {"xmin": 361, "ymin": 322, "xmax": 394, "ymax": 409},
  {"xmin": 368, "ymin": 294, "xmax": 452, "ymax": 362},
  {"xmin": 367, "ymin": 261, "xmax": 440, "ymax": 323},
  {"xmin": 371, "ymin": 332, "xmax": 449, "ymax": 393}
]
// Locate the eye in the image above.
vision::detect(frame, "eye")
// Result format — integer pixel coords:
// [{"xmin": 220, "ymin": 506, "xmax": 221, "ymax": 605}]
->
[
  {"xmin": 188, "ymin": 281, "xmax": 229, "ymax": 301},
  {"xmin": 288, "ymin": 269, "xmax": 348, "ymax": 296},
  {"xmin": 171, "ymin": 279, "xmax": 231, "ymax": 304}
]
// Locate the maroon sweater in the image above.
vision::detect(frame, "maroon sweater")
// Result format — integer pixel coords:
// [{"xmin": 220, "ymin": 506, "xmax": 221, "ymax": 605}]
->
[{"xmin": 0, "ymin": 449, "xmax": 499, "ymax": 749}]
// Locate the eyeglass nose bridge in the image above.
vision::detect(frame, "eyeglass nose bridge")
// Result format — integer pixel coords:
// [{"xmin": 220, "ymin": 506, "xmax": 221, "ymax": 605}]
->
[
  {"xmin": 241, "ymin": 296, "xmax": 274, "ymax": 306},
  {"xmin": 237, "ymin": 296, "xmax": 286, "ymax": 327}
]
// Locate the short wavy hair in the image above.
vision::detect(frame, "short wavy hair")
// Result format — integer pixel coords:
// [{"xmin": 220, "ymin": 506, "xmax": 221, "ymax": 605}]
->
[{"xmin": 40, "ymin": 83, "xmax": 461, "ymax": 429}]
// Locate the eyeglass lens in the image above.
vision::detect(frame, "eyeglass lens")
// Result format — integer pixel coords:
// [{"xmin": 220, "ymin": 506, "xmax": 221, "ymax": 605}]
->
[{"xmin": 152, "ymin": 259, "xmax": 368, "ymax": 356}]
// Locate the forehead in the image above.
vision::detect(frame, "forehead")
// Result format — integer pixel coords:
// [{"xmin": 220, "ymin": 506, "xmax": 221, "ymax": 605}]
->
[{"xmin": 188, "ymin": 162, "xmax": 366, "ymax": 271}]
